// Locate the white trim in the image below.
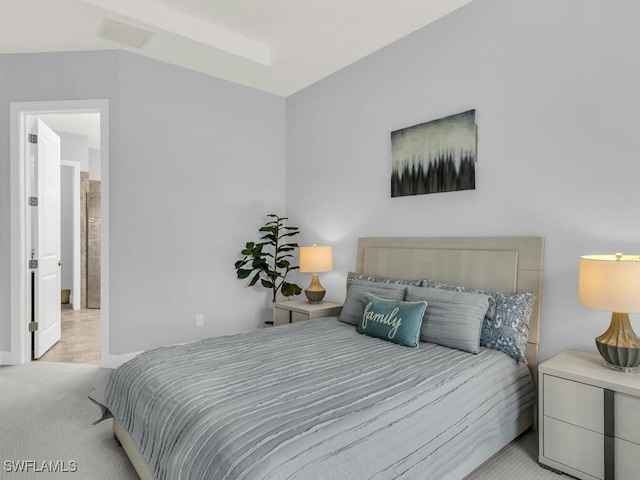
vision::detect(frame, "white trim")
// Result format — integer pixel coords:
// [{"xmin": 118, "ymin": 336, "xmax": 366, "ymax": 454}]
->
[
  {"xmin": 60, "ymin": 160, "xmax": 81, "ymax": 311},
  {"xmin": 9, "ymin": 104, "xmax": 27, "ymax": 366},
  {"xmin": 9, "ymin": 99, "xmax": 110, "ymax": 366}
]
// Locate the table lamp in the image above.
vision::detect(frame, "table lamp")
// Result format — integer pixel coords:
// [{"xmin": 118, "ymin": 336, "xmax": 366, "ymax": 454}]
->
[
  {"xmin": 578, "ymin": 253, "xmax": 640, "ymax": 372},
  {"xmin": 299, "ymin": 245, "xmax": 333, "ymax": 304}
]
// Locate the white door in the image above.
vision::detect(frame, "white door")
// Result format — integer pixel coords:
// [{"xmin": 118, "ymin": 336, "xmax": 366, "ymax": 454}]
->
[{"xmin": 33, "ymin": 119, "xmax": 62, "ymax": 358}]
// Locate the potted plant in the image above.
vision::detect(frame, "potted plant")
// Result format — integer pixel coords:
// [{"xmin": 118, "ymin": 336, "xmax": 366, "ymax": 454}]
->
[{"xmin": 234, "ymin": 214, "xmax": 303, "ymax": 302}]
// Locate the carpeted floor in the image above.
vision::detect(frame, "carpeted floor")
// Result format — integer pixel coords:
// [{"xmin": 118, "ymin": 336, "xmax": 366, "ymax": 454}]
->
[
  {"xmin": 0, "ymin": 361, "xmax": 562, "ymax": 480},
  {"xmin": 0, "ymin": 362, "xmax": 137, "ymax": 479},
  {"xmin": 464, "ymin": 428, "xmax": 563, "ymax": 479}
]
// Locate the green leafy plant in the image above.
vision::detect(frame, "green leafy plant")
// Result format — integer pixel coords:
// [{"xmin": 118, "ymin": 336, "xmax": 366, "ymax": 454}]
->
[{"xmin": 234, "ymin": 214, "xmax": 303, "ymax": 302}]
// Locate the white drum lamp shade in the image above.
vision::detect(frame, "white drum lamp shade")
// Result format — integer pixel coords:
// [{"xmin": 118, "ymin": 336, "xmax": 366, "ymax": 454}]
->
[{"xmin": 578, "ymin": 254, "xmax": 640, "ymax": 372}]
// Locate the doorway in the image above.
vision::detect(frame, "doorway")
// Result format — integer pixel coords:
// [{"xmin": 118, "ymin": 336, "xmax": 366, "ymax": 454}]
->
[
  {"xmin": 35, "ymin": 113, "xmax": 102, "ymax": 364},
  {"xmin": 9, "ymin": 99, "xmax": 110, "ymax": 367}
]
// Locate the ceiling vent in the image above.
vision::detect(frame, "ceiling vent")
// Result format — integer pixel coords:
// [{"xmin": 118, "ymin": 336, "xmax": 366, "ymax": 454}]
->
[{"xmin": 98, "ymin": 18, "xmax": 153, "ymax": 48}]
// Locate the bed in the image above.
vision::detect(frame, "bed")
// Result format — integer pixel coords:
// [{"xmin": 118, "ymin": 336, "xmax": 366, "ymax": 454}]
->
[{"xmin": 90, "ymin": 236, "xmax": 544, "ymax": 480}]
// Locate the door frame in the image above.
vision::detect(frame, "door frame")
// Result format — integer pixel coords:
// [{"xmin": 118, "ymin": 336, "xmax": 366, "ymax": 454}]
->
[
  {"xmin": 9, "ymin": 99, "xmax": 110, "ymax": 365},
  {"xmin": 60, "ymin": 159, "xmax": 81, "ymax": 311}
]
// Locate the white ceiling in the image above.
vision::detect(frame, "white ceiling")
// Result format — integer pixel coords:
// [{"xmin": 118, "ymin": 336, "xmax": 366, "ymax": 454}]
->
[{"xmin": 0, "ymin": 0, "xmax": 474, "ymax": 96}]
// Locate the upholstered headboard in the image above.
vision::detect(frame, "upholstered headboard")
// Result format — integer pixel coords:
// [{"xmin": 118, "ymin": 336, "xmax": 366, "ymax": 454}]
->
[{"xmin": 355, "ymin": 236, "xmax": 544, "ymax": 382}]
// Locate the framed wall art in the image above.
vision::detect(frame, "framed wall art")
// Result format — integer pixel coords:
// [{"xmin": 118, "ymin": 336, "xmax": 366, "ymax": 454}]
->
[{"xmin": 391, "ymin": 109, "xmax": 476, "ymax": 197}]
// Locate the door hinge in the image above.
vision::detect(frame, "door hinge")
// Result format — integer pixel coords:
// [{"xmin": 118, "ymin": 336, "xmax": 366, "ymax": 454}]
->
[
  {"xmin": 28, "ymin": 322, "xmax": 39, "ymax": 332},
  {"xmin": 28, "ymin": 133, "xmax": 38, "ymax": 144},
  {"xmin": 29, "ymin": 259, "xmax": 38, "ymax": 269},
  {"xmin": 29, "ymin": 197, "xmax": 38, "ymax": 207}
]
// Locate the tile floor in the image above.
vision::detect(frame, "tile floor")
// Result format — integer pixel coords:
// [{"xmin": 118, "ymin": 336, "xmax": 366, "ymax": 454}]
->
[{"xmin": 36, "ymin": 304, "xmax": 101, "ymax": 365}]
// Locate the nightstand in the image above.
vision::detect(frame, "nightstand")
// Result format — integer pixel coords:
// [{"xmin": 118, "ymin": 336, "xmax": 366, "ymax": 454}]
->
[
  {"xmin": 538, "ymin": 349, "xmax": 640, "ymax": 480},
  {"xmin": 267, "ymin": 299, "xmax": 343, "ymax": 327}
]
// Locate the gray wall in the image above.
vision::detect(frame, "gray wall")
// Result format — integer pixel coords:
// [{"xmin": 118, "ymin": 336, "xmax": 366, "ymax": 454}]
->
[
  {"xmin": 286, "ymin": 0, "xmax": 640, "ymax": 363},
  {"xmin": 110, "ymin": 52, "xmax": 286, "ymax": 353},
  {"xmin": 58, "ymin": 131, "xmax": 89, "ymax": 171},
  {"xmin": 1, "ymin": 50, "xmax": 286, "ymax": 356},
  {"xmin": 89, "ymin": 148, "xmax": 101, "ymax": 180}
]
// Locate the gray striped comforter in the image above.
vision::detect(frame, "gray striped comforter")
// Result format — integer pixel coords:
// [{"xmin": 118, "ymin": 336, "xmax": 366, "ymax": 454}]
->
[{"xmin": 90, "ymin": 318, "xmax": 535, "ymax": 480}]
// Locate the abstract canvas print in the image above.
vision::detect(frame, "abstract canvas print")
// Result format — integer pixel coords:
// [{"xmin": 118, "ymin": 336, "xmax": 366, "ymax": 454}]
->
[{"xmin": 391, "ymin": 109, "xmax": 476, "ymax": 197}]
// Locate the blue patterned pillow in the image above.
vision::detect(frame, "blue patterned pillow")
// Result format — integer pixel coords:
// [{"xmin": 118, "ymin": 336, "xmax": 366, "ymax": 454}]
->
[
  {"xmin": 357, "ymin": 293, "xmax": 427, "ymax": 348},
  {"xmin": 347, "ymin": 271, "xmax": 423, "ymax": 289},
  {"xmin": 481, "ymin": 291, "xmax": 536, "ymax": 363},
  {"xmin": 422, "ymin": 280, "xmax": 536, "ymax": 363}
]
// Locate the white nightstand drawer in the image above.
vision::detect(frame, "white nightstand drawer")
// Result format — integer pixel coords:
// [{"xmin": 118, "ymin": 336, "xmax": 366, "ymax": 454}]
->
[
  {"xmin": 615, "ymin": 392, "xmax": 640, "ymax": 445},
  {"xmin": 543, "ymin": 417, "xmax": 603, "ymax": 479},
  {"xmin": 539, "ymin": 351, "xmax": 640, "ymax": 480},
  {"xmin": 274, "ymin": 308, "xmax": 291, "ymax": 326},
  {"xmin": 291, "ymin": 311, "xmax": 308, "ymax": 323},
  {"xmin": 544, "ymin": 375, "xmax": 603, "ymax": 433},
  {"xmin": 616, "ymin": 437, "xmax": 640, "ymax": 480}
]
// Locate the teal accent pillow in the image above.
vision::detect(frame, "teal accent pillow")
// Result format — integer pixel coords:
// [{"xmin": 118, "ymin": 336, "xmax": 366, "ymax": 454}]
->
[{"xmin": 356, "ymin": 293, "xmax": 427, "ymax": 348}]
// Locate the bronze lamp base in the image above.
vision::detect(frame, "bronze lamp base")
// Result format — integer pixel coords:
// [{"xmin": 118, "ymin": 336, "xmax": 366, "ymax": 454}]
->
[
  {"xmin": 304, "ymin": 273, "xmax": 326, "ymax": 304},
  {"xmin": 596, "ymin": 312, "xmax": 640, "ymax": 373}
]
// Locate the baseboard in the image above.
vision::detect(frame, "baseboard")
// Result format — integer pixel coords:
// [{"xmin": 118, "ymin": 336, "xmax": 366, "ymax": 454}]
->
[
  {"xmin": 100, "ymin": 351, "xmax": 142, "ymax": 369},
  {"xmin": 1, "ymin": 350, "xmax": 142, "ymax": 368},
  {"xmin": 0, "ymin": 350, "xmax": 17, "ymax": 365}
]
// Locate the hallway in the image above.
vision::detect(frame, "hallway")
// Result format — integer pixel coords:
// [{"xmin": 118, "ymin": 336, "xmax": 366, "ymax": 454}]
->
[{"xmin": 37, "ymin": 305, "xmax": 100, "ymax": 364}]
